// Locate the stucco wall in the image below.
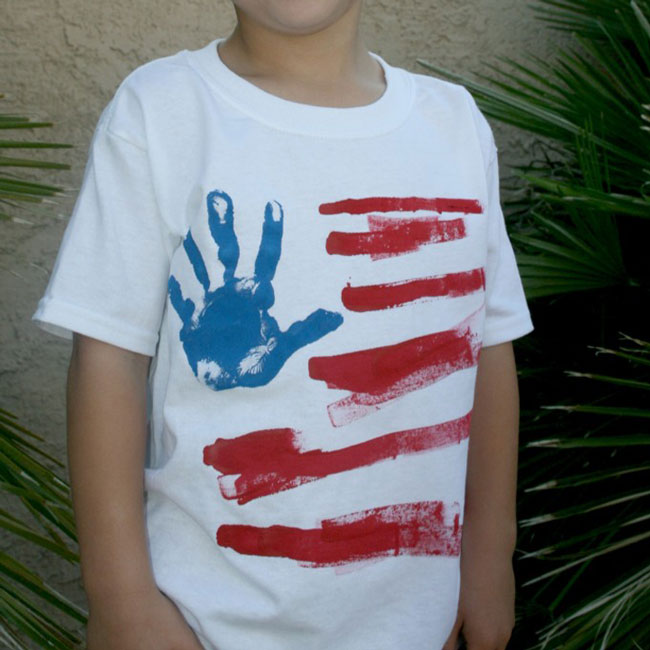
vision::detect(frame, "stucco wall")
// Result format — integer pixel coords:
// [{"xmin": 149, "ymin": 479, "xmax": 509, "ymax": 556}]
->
[{"xmin": 1, "ymin": 0, "xmax": 559, "ymax": 640}]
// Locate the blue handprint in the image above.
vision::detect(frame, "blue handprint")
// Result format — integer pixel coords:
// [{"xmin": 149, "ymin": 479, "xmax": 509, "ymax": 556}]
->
[{"xmin": 168, "ymin": 190, "xmax": 344, "ymax": 391}]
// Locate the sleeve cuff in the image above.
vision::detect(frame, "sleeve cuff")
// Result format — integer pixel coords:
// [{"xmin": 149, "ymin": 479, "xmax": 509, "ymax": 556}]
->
[
  {"xmin": 482, "ymin": 313, "xmax": 534, "ymax": 347},
  {"xmin": 32, "ymin": 296, "xmax": 159, "ymax": 357}
]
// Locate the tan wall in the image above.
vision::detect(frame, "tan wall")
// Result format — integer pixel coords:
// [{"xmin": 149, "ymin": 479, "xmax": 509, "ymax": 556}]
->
[{"xmin": 1, "ymin": 0, "xmax": 558, "ymax": 637}]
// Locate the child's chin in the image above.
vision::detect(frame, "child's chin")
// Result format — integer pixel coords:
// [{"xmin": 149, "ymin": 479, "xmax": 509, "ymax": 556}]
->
[{"xmin": 234, "ymin": 0, "xmax": 360, "ymax": 37}]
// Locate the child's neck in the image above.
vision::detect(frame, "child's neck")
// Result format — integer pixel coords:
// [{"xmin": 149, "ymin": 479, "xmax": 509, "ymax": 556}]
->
[{"xmin": 218, "ymin": 8, "xmax": 386, "ymax": 108}]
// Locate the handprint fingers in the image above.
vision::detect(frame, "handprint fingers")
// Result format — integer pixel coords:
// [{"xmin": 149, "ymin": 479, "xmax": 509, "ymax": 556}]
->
[
  {"xmin": 283, "ymin": 309, "xmax": 344, "ymax": 356},
  {"xmin": 171, "ymin": 190, "xmax": 343, "ymax": 391},
  {"xmin": 168, "ymin": 275, "xmax": 195, "ymax": 325},
  {"xmin": 207, "ymin": 190, "xmax": 240, "ymax": 282},
  {"xmin": 254, "ymin": 201, "xmax": 283, "ymax": 282},
  {"xmin": 183, "ymin": 231, "xmax": 210, "ymax": 291}
]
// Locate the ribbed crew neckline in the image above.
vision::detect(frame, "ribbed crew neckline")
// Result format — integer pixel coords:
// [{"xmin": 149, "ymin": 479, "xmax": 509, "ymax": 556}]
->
[{"xmin": 186, "ymin": 38, "xmax": 414, "ymax": 138}]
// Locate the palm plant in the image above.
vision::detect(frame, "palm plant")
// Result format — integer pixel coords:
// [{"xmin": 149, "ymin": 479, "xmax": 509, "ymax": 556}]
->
[
  {"xmin": 418, "ymin": 1, "xmax": 650, "ymax": 648},
  {"xmin": 1, "ymin": 410, "xmax": 85, "ymax": 649},
  {"xmin": 419, "ymin": 0, "xmax": 649, "ymax": 300},
  {"xmin": 517, "ymin": 336, "xmax": 650, "ymax": 649},
  {"xmin": 1, "ymin": 99, "xmax": 84, "ymax": 647},
  {"xmin": 1, "ymin": 93, "xmax": 71, "ymax": 220}
]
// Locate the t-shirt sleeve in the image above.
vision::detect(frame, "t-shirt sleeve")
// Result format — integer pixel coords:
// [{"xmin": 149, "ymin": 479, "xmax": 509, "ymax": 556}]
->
[
  {"xmin": 463, "ymin": 87, "xmax": 533, "ymax": 346},
  {"xmin": 482, "ymin": 142, "xmax": 534, "ymax": 347},
  {"xmin": 32, "ymin": 96, "xmax": 178, "ymax": 356}
]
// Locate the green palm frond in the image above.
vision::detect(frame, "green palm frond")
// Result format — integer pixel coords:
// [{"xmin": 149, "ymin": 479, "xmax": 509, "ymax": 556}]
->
[
  {"xmin": 0, "ymin": 95, "xmax": 71, "ymax": 219},
  {"xmin": 1, "ymin": 96, "xmax": 79, "ymax": 647},
  {"xmin": 535, "ymin": 562, "xmax": 650, "ymax": 650},
  {"xmin": 0, "ymin": 409, "xmax": 86, "ymax": 649},
  {"xmin": 417, "ymin": 0, "xmax": 650, "ymax": 299},
  {"xmin": 517, "ymin": 336, "xmax": 650, "ymax": 649}
]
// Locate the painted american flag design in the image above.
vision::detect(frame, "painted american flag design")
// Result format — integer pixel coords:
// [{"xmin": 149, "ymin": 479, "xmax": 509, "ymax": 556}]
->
[{"xmin": 171, "ymin": 192, "xmax": 485, "ymax": 569}]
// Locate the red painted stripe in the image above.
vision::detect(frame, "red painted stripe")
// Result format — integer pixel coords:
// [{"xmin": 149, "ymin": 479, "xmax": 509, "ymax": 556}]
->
[
  {"xmin": 309, "ymin": 317, "xmax": 481, "ymax": 426},
  {"xmin": 319, "ymin": 197, "xmax": 483, "ymax": 215},
  {"xmin": 217, "ymin": 500, "xmax": 462, "ymax": 567},
  {"xmin": 326, "ymin": 215, "xmax": 467, "ymax": 260},
  {"xmin": 342, "ymin": 268, "xmax": 486, "ymax": 312},
  {"xmin": 203, "ymin": 414, "xmax": 471, "ymax": 505}
]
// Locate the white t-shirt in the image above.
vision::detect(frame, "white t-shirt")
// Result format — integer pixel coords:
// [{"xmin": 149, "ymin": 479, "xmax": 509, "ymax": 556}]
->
[{"xmin": 34, "ymin": 38, "xmax": 533, "ymax": 650}]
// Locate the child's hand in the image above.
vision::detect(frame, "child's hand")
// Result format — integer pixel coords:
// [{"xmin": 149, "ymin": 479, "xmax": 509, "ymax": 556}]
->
[
  {"xmin": 86, "ymin": 586, "xmax": 204, "ymax": 650},
  {"xmin": 442, "ymin": 538, "xmax": 516, "ymax": 650}
]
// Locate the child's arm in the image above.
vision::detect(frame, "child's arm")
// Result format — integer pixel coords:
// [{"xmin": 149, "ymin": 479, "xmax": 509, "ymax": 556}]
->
[
  {"xmin": 67, "ymin": 334, "xmax": 204, "ymax": 650},
  {"xmin": 444, "ymin": 341, "xmax": 519, "ymax": 650}
]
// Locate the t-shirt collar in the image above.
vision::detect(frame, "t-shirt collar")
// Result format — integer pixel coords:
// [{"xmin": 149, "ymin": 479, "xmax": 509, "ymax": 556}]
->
[{"xmin": 186, "ymin": 37, "xmax": 415, "ymax": 138}]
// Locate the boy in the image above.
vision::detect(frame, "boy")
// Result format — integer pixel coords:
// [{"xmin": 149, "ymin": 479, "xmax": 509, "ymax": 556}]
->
[{"xmin": 33, "ymin": 1, "xmax": 533, "ymax": 649}]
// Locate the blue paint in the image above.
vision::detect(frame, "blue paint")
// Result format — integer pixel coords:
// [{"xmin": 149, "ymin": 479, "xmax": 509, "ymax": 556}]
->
[
  {"xmin": 168, "ymin": 189, "xmax": 344, "ymax": 391},
  {"xmin": 183, "ymin": 231, "xmax": 209, "ymax": 291}
]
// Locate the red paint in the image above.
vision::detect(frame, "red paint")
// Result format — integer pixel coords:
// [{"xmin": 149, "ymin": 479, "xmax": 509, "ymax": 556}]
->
[
  {"xmin": 342, "ymin": 268, "xmax": 486, "ymax": 312},
  {"xmin": 326, "ymin": 215, "xmax": 466, "ymax": 260},
  {"xmin": 319, "ymin": 197, "xmax": 483, "ymax": 215},
  {"xmin": 217, "ymin": 500, "xmax": 462, "ymax": 567},
  {"xmin": 309, "ymin": 317, "xmax": 481, "ymax": 426},
  {"xmin": 203, "ymin": 414, "xmax": 471, "ymax": 504}
]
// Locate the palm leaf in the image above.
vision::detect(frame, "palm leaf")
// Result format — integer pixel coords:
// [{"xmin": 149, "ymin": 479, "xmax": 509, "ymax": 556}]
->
[
  {"xmin": 516, "ymin": 335, "xmax": 650, "ymax": 648},
  {"xmin": 0, "ymin": 94, "xmax": 71, "ymax": 219},
  {"xmin": 0, "ymin": 410, "xmax": 86, "ymax": 647},
  {"xmin": 417, "ymin": 0, "xmax": 650, "ymax": 299}
]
